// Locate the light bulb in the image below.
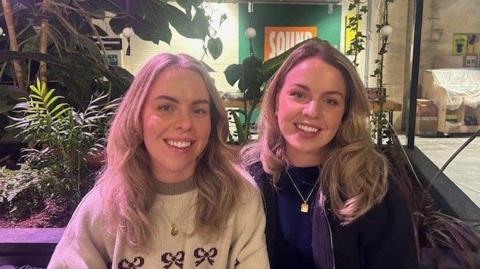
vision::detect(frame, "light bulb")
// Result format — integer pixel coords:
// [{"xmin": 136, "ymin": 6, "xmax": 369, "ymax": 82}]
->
[
  {"xmin": 0, "ymin": 27, "xmax": 3, "ymax": 36},
  {"xmin": 122, "ymin": 27, "xmax": 134, "ymax": 38},
  {"xmin": 245, "ymin": 27, "xmax": 256, "ymax": 39},
  {"xmin": 380, "ymin": 25, "xmax": 393, "ymax": 37}
]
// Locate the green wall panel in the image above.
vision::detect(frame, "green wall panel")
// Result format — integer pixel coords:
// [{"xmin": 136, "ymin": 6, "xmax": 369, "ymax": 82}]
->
[{"xmin": 239, "ymin": 3, "xmax": 341, "ymax": 61}]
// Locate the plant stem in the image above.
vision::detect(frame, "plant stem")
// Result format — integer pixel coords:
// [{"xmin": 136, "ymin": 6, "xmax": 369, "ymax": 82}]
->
[
  {"xmin": 39, "ymin": 0, "xmax": 51, "ymax": 83},
  {"xmin": 353, "ymin": 4, "xmax": 360, "ymax": 64},
  {"xmin": 2, "ymin": 0, "xmax": 25, "ymax": 90},
  {"xmin": 243, "ymin": 93, "xmax": 249, "ymax": 141}
]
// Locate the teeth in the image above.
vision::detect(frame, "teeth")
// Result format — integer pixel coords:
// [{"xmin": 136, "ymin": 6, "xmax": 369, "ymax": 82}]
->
[
  {"xmin": 166, "ymin": 140, "xmax": 192, "ymax": 148},
  {"xmin": 297, "ymin": 124, "xmax": 319, "ymax": 133}
]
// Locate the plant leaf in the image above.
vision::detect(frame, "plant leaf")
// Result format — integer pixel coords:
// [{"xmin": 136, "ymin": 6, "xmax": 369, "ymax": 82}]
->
[
  {"xmin": 207, "ymin": 37, "xmax": 223, "ymax": 60},
  {"xmin": 224, "ymin": 64, "xmax": 242, "ymax": 86},
  {"xmin": 191, "ymin": 7, "xmax": 209, "ymax": 40},
  {"xmin": 230, "ymin": 109, "xmax": 246, "ymax": 144}
]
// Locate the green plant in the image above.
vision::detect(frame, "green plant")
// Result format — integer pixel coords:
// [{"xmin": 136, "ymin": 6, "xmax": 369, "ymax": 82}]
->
[
  {"xmin": 385, "ymin": 122, "xmax": 480, "ymax": 268},
  {"xmin": 346, "ymin": 0, "xmax": 368, "ymax": 67},
  {"xmin": 370, "ymin": 0, "xmax": 394, "ymax": 146},
  {"xmin": 224, "ymin": 39, "xmax": 311, "ymax": 144},
  {"xmin": 0, "ymin": 0, "xmax": 223, "ymax": 128},
  {"xmin": 0, "ymin": 164, "xmax": 54, "ymax": 218},
  {"xmin": 6, "ymin": 80, "xmax": 119, "ymax": 207},
  {"xmin": 224, "ymin": 54, "xmax": 264, "ymax": 144}
]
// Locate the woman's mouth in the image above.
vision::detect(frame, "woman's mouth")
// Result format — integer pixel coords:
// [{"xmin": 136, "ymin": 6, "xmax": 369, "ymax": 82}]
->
[
  {"xmin": 164, "ymin": 139, "xmax": 193, "ymax": 150},
  {"xmin": 295, "ymin": 123, "xmax": 320, "ymax": 134}
]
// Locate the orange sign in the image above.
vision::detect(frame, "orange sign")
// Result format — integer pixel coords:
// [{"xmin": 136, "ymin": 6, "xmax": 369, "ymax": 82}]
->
[{"xmin": 264, "ymin": 26, "xmax": 317, "ymax": 60}]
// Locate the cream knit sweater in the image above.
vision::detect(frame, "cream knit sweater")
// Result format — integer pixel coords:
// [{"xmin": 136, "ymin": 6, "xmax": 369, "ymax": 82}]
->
[{"xmin": 47, "ymin": 177, "xmax": 269, "ymax": 269}]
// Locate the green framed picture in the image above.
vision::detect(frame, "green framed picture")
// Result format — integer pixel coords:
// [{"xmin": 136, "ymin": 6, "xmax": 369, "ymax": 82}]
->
[{"xmin": 452, "ymin": 33, "xmax": 467, "ymax": 56}]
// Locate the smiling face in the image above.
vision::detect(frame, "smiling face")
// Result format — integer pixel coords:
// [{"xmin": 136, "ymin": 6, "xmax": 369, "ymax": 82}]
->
[
  {"xmin": 141, "ymin": 68, "xmax": 211, "ymax": 182},
  {"xmin": 276, "ymin": 57, "xmax": 347, "ymax": 166}
]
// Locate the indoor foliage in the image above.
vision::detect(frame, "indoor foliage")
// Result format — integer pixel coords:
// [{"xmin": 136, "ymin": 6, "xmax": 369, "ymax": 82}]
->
[
  {"xmin": 0, "ymin": 80, "xmax": 119, "ymax": 226},
  {"xmin": 385, "ymin": 122, "xmax": 480, "ymax": 268},
  {"xmin": 224, "ymin": 41, "xmax": 306, "ymax": 144},
  {"xmin": 0, "ymin": 0, "xmax": 223, "ymax": 142},
  {"xmin": 346, "ymin": 0, "xmax": 368, "ymax": 67},
  {"xmin": 369, "ymin": 0, "xmax": 394, "ymax": 146}
]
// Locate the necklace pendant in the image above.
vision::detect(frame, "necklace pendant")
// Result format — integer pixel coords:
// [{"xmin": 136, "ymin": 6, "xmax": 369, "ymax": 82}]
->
[
  {"xmin": 300, "ymin": 203, "xmax": 309, "ymax": 213},
  {"xmin": 171, "ymin": 224, "xmax": 179, "ymax": 236}
]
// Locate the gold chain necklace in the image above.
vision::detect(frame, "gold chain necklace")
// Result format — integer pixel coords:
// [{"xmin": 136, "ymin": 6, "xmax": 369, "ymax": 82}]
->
[
  {"xmin": 160, "ymin": 199, "xmax": 194, "ymax": 236},
  {"xmin": 284, "ymin": 167, "xmax": 320, "ymax": 214},
  {"xmin": 166, "ymin": 215, "xmax": 180, "ymax": 236}
]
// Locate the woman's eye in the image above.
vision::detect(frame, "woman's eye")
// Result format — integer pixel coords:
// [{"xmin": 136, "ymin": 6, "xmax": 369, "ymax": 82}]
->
[
  {"xmin": 324, "ymin": 98, "xmax": 339, "ymax": 106},
  {"xmin": 290, "ymin": 91, "xmax": 306, "ymax": 99},
  {"xmin": 193, "ymin": 108, "xmax": 208, "ymax": 115},
  {"xmin": 158, "ymin": 104, "xmax": 174, "ymax": 112}
]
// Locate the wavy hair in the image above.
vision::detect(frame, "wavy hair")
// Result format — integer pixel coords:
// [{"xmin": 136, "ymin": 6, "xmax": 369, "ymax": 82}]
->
[
  {"xmin": 97, "ymin": 53, "xmax": 246, "ymax": 249},
  {"xmin": 242, "ymin": 39, "xmax": 389, "ymax": 224}
]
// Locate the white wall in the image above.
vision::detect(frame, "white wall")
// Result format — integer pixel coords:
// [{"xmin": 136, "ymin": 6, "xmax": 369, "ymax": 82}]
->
[
  {"xmin": 96, "ymin": 3, "xmax": 240, "ymax": 94},
  {"xmin": 96, "ymin": 2, "xmax": 371, "ymax": 95},
  {"xmin": 100, "ymin": 1, "xmax": 480, "ymax": 131}
]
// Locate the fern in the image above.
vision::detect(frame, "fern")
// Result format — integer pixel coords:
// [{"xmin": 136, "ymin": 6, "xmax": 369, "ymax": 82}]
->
[
  {"xmin": 8, "ymin": 79, "xmax": 72, "ymax": 148},
  {"xmin": 6, "ymin": 80, "xmax": 120, "ymax": 208}
]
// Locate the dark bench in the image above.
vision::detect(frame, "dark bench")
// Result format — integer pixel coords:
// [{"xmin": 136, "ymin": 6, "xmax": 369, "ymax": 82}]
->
[{"xmin": 0, "ymin": 228, "xmax": 64, "ymax": 267}]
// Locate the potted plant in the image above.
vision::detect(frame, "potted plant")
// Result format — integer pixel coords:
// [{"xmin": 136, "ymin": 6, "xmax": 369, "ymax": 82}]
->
[
  {"xmin": 368, "ymin": 1, "xmax": 480, "ymax": 266},
  {"xmin": 223, "ymin": 42, "xmax": 302, "ymax": 145},
  {"xmin": 382, "ymin": 123, "xmax": 480, "ymax": 268}
]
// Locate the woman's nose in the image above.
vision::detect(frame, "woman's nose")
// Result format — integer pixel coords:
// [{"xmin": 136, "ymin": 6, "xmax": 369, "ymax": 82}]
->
[
  {"xmin": 302, "ymin": 101, "xmax": 320, "ymax": 119},
  {"xmin": 174, "ymin": 111, "xmax": 193, "ymax": 130}
]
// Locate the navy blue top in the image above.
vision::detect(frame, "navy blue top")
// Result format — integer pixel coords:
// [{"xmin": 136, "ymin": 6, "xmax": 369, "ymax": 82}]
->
[
  {"xmin": 277, "ymin": 166, "xmax": 320, "ymax": 269},
  {"xmin": 249, "ymin": 161, "xmax": 419, "ymax": 269}
]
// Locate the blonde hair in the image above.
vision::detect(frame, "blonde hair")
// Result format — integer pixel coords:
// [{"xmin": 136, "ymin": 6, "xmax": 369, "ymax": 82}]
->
[
  {"xmin": 242, "ymin": 39, "xmax": 389, "ymax": 224},
  {"xmin": 97, "ymin": 53, "xmax": 246, "ymax": 249}
]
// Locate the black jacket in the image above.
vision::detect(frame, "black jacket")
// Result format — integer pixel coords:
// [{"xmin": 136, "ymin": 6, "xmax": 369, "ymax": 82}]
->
[{"xmin": 248, "ymin": 162, "xmax": 419, "ymax": 269}]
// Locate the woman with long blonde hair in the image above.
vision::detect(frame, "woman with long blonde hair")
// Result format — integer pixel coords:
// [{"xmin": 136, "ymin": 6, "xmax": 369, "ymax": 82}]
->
[
  {"xmin": 242, "ymin": 39, "xmax": 417, "ymax": 269},
  {"xmin": 49, "ymin": 53, "xmax": 269, "ymax": 269}
]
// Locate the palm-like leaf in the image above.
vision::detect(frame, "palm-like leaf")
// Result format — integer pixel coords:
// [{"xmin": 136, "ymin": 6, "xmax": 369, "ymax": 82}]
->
[
  {"xmin": 8, "ymin": 79, "xmax": 71, "ymax": 147},
  {"xmin": 7, "ymin": 81, "xmax": 118, "ymax": 170}
]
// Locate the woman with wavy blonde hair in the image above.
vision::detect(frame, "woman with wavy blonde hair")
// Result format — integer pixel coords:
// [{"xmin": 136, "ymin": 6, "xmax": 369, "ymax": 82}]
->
[
  {"xmin": 242, "ymin": 39, "xmax": 417, "ymax": 269},
  {"xmin": 49, "ymin": 53, "xmax": 269, "ymax": 269}
]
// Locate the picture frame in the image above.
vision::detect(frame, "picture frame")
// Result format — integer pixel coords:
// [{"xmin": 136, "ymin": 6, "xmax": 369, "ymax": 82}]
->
[
  {"xmin": 466, "ymin": 34, "xmax": 480, "ymax": 55},
  {"xmin": 463, "ymin": 54, "xmax": 478, "ymax": 68},
  {"xmin": 452, "ymin": 33, "xmax": 468, "ymax": 56}
]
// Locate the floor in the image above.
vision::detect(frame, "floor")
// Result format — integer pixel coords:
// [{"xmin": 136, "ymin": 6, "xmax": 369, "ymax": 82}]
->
[{"xmin": 400, "ymin": 135, "xmax": 480, "ymax": 207}]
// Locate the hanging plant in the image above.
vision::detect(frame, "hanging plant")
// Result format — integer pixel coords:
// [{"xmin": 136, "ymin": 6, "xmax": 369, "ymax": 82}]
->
[
  {"xmin": 370, "ymin": 0, "xmax": 394, "ymax": 146},
  {"xmin": 346, "ymin": 0, "xmax": 368, "ymax": 67}
]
